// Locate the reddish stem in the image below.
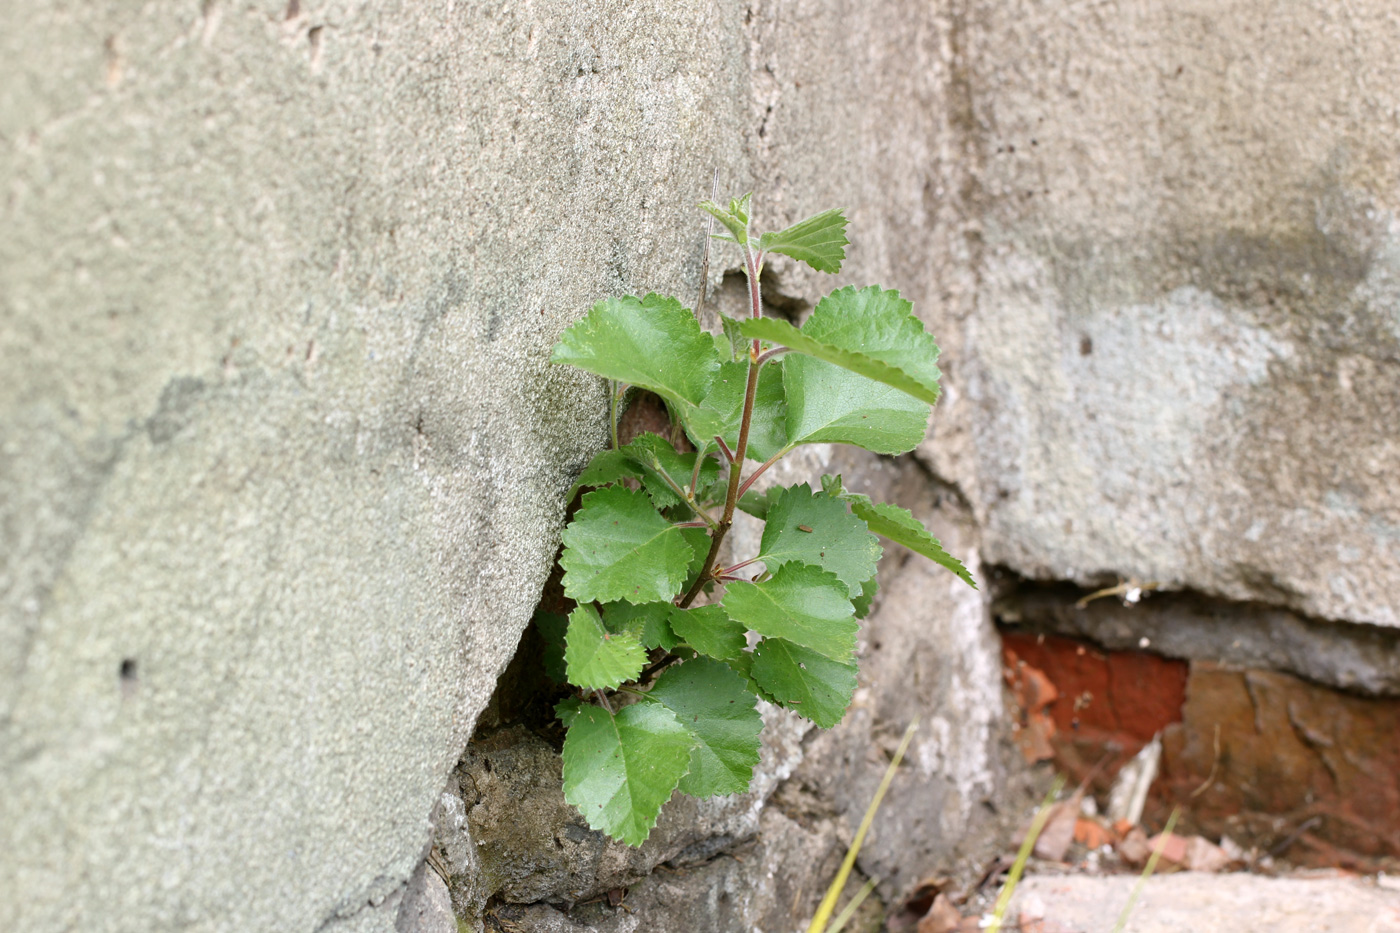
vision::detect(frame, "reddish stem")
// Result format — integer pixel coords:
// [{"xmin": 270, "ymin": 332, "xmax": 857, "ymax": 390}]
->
[{"xmin": 678, "ymin": 245, "xmax": 766, "ymax": 608}]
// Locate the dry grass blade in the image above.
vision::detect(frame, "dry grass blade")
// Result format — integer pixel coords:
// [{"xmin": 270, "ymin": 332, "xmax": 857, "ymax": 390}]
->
[
  {"xmin": 1112, "ymin": 806, "xmax": 1181, "ymax": 933},
  {"xmin": 805, "ymin": 719, "xmax": 919, "ymax": 933},
  {"xmin": 987, "ymin": 774, "xmax": 1067, "ymax": 933},
  {"xmin": 825, "ymin": 877, "xmax": 878, "ymax": 933}
]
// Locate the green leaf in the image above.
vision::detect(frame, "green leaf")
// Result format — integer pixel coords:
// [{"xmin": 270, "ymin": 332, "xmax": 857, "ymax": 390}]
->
[
  {"xmin": 852, "ymin": 575, "xmax": 878, "ymax": 620},
  {"xmin": 603, "ymin": 601, "xmax": 680, "ymax": 651},
  {"xmin": 699, "ymin": 194, "xmax": 751, "ymax": 245},
  {"xmin": 842, "ymin": 493, "xmax": 976, "ymax": 589},
  {"xmin": 723, "ymin": 650, "xmax": 754, "ymax": 681},
  {"xmin": 552, "ymin": 293, "xmax": 720, "ymax": 412},
  {"xmin": 647, "ymin": 658, "xmax": 763, "ymax": 797},
  {"xmin": 621, "ymin": 433, "xmax": 722, "ymax": 510},
  {"xmin": 751, "ymin": 637, "xmax": 858, "ymax": 728},
  {"xmin": 736, "ymin": 486, "xmax": 777, "ymax": 520},
  {"xmin": 574, "ymin": 448, "xmax": 643, "ymax": 491},
  {"xmin": 563, "ymin": 605, "xmax": 646, "ymax": 690},
  {"xmin": 757, "ymin": 208, "xmax": 849, "ymax": 273},
  {"xmin": 778, "ymin": 349, "xmax": 930, "ymax": 454},
  {"xmin": 534, "ymin": 611, "xmax": 570, "ymax": 684},
  {"xmin": 722, "ymin": 563, "xmax": 857, "ymax": 662},
  {"xmin": 757, "ymin": 483, "xmax": 880, "ymax": 596},
  {"xmin": 556, "ymin": 696, "xmax": 587, "ymax": 729},
  {"xmin": 683, "ymin": 360, "xmax": 789, "ymax": 462},
  {"xmin": 669, "ymin": 605, "xmax": 747, "ymax": 661},
  {"xmin": 739, "ymin": 285, "xmax": 941, "ymax": 405},
  {"xmin": 678, "ymin": 526, "xmax": 713, "ymax": 593},
  {"xmin": 559, "ymin": 485, "xmax": 697, "ymax": 604},
  {"xmin": 719, "ymin": 315, "xmax": 749, "ymax": 362},
  {"xmin": 561, "ymin": 702, "xmax": 694, "ymax": 845}
]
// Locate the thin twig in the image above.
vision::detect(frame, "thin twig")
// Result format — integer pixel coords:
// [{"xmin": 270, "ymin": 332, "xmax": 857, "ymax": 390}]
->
[
  {"xmin": 714, "ymin": 435, "xmax": 735, "ymax": 463},
  {"xmin": 756, "ymin": 345, "xmax": 791, "ymax": 366},
  {"xmin": 1075, "ymin": 578, "xmax": 1161, "ymax": 610}
]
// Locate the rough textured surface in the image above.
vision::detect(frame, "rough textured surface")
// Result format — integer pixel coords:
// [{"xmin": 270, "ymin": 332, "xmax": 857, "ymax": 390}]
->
[
  {"xmin": 1002, "ymin": 629, "xmax": 1400, "ymax": 871},
  {"xmin": 1012, "ymin": 872, "xmax": 1400, "ymax": 933},
  {"xmin": 1157, "ymin": 664, "xmax": 1400, "ymax": 870},
  {"xmin": 451, "ymin": 446, "xmax": 1019, "ymax": 930},
  {"xmin": 493, "ymin": 808, "xmax": 881, "ymax": 933},
  {"xmin": 12, "ymin": 0, "xmax": 1398, "ymax": 929},
  {"xmin": 453, "ymin": 713, "xmax": 809, "ymax": 912},
  {"xmin": 921, "ymin": 0, "xmax": 1400, "ymax": 627},
  {"xmin": 1, "ymin": 2, "xmax": 752, "ymax": 930}
]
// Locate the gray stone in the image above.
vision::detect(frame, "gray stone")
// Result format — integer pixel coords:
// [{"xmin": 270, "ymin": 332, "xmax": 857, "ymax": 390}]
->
[
  {"xmin": 395, "ymin": 863, "xmax": 456, "ymax": 933},
  {"xmin": 498, "ymin": 808, "xmax": 882, "ymax": 933},
  {"xmin": 0, "ymin": 1, "xmax": 753, "ymax": 930},
  {"xmin": 919, "ymin": 0, "xmax": 1400, "ymax": 628},
  {"xmin": 454, "ymin": 711, "xmax": 810, "ymax": 913},
  {"xmin": 1010, "ymin": 871, "xmax": 1400, "ymax": 933}
]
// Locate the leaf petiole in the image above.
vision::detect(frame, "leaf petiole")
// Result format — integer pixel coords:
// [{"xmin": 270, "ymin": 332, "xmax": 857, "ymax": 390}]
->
[
  {"xmin": 689, "ymin": 442, "xmax": 711, "ymax": 496},
  {"xmin": 755, "ymin": 345, "xmax": 790, "ymax": 367},
  {"xmin": 718, "ymin": 557, "xmax": 761, "ymax": 577},
  {"xmin": 737, "ymin": 445, "xmax": 793, "ymax": 500}
]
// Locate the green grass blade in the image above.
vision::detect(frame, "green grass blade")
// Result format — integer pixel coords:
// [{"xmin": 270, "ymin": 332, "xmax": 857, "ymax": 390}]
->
[
  {"xmin": 806, "ymin": 719, "xmax": 918, "ymax": 933},
  {"xmin": 1112, "ymin": 806, "xmax": 1181, "ymax": 933},
  {"xmin": 988, "ymin": 774, "xmax": 1067, "ymax": 933}
]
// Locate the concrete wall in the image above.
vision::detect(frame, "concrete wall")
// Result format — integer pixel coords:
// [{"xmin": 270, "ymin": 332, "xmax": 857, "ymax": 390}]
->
[
  {"xmin": 1, "ymin": 2, "xmax": 753, "ymax": 930},
  {"xmin": 925, "ymin": 0, "xmax": 1400, "ymax": 626},
  {"xmin": 4, "ymin": 0, "xmax": 1397, "ymax": 931}
]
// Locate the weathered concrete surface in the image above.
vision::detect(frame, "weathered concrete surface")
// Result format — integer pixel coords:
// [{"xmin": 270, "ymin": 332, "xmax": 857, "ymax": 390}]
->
[
  {"xmin": 1011, "ymin": 872, "xmax": 1400, "ymax": 933},
  {"xmin": 920, "ymin": 1, "xmax": 1400, "ymax": 627},
  {"xmin": 491, "ymin": 807, "xmax": 883, "ymax": 933},
  {"xmin": 451, "ymin": 712, "xmax": 809, "ymax": 914},
  {"xmin": 1, "ymin": 2, "xmax": 753, "ymax": 930},
  {"xmin": 744, "ymin": 446, "xmax": 1008, "ymax": 906}
]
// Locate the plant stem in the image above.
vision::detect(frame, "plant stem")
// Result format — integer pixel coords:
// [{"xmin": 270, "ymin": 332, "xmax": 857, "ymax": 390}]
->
[
  {"xmin": 736, "ymin": 446, "xmax": 791, "ymax": 499},
  {"xmin": 637, "ymin": 653, "xmax": 679, "ymax": 685},
  {"xmin": 651, "ymin": 462, "xmax": 718, "ymax": 529},
  {"xmin": 689, "ymin": 443, "xmax": 709, "ymax": 496},
  {"xmin": 719, "ymin": 557, "xmax": 760, "ymax": 576},
  {"xmin": 678, "ymin": 244, "xmax": 765, "ymax": 608}
]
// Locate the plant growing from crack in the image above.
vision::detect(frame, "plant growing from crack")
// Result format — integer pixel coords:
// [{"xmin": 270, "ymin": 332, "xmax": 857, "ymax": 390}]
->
[{"xmin": 542, "ymin": 194, "xmax": 975, "ymax": 845}]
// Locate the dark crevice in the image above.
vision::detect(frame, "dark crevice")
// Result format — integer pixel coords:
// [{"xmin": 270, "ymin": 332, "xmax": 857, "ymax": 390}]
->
[{"xmin": 989, "ymin": 565, "xmax": 1400, "ymax": 697}]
